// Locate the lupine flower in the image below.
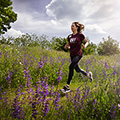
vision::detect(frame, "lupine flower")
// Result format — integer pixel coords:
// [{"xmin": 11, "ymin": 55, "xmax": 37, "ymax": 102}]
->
[
  {"xmin": 12, "ymin": 89, "xmax": 25, "ymax": 119},
  {"xmin": 43, "ymin": 98, "xmax": 50, "ymax": 116},
  {"xmin": 41, "ymin": 80, "xmax": 45, "ymax": 87},
  {"xmin": 86, "ymin": 66, "xmax": 89, "ymax": 73},
  {"xmin": 92, "ymin": 99, "xmax": 97, "ymax": 110},
  {"xmin": 38, "ymin": 61, "xmax": 43, "ymax": 68},
  {"xmin": 43, "ymin": 55, "xmax": 48, "ymax": 64},
  {"xmin": 102, "ymin": 69, "xmax": 106, "ymax": 76},
  {"xmin": 24, "ymin": 67, "xmax": 31, "ymax": 87},
  {"xmin": 105, "ymin": 62, "xmax": 108, "ymax": 69},
  {"xmin": 113, "ymin": 70, "xmax": 116, "ymax": 76},
  {"xmin": 113, "ymin": 106, "xmax": 116, "ymax": 119},
  {"xmin": 49, "ymin": 85, "xmax": 54, "ymax": 96},
  {"xmin": 116, "ymin": 88, "xmax": 120, "ymax": 95},
  {"xmin": 110, "ymin": 103, "xmax": 116, "ymax": 119},
  {"xmin": 72, "ymin": 88, "xmax": 82, "ymax": 111},
  {"xmin": 0, "ymin": 51, "xmax": 2, "ymax": 58},
  {"xmin": 31, "ymin": 102, "xmax": 38, "ymax": 120},
  {"xmin": 5, "ymin": 72, "xmax": 12, "ymax": 84},
  {"xmin": 62, "ymin": 58, "xmax": 65, "ymax": 66},
  {"xmin": 12, "ymin": 100, "xmax": 25, "ymax": 119},
  {"xmin": 54, "ymin": 92, "xmax": 60, "ymax": 110},
  {"xmin": 43, "ymin": 84, "xmax": 49, "ymax": 97},
  {"xmin": 56, "ymin": 70, "xmax": 63, "ymax": 83},
  {"xmin": 68, "ymin": 109, "xmax": 72, "ymax": 120}
]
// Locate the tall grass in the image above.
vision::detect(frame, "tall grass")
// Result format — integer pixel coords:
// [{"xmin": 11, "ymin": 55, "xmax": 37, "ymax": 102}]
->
[{"xmin": 0, "ymin": 45, "xmax": 120, "ymax": 120}]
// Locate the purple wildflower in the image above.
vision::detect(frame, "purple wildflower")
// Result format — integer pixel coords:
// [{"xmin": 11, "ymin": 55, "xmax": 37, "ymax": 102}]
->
[
  {"xmin": 5, "ymin": 72, "xmax": 12, "ymax": 84},
  {"xmin": 86, "ymin": 66, "xmax": 89, "ymax": 73},
  {"xmin": 105, "ymin": 62, "xmax": 108, "ymax": 69},
  {"xmin": 56, "ymin": 70, "xmax": 63, "ymax": 83},
  {"xmin": 102, "ymin": 69, "xmax": 106, "ymax": 76},
  {"xmin": 43, "ymin": 84, "xmax": 49, "ymax": 97},
  {"xmin": 54, "ymin": 92, "xmax": 60, "ymax": 110},
  {"xmin": 43, "ymin": 99, "xmax": 50, "ymax": 116},
  {"xmin": 0, "ymin": 51, "xmax": 2, "ymax": 58},
  {"xmin": 110, "ymin": 103, "xmax": 116, "ymax": 119},
  {"xmin": 49, "ymin": 86, "xmax": 54, "ymax": 96},
  {"xmin": 62, "ymin": 58, "xmax": 65, "ymax": 66},
  {"xmin": 24, "ymin": 67, "xmax": 31, "ymax": 87},
  {"xmin": 38, "ymin": 61, "xmax": 43, "ymax": 68},
  {"xmin": 68, "ymin": 109, "xmax": 72, "ymax": 120},
  {"xmin": 11, "ymin": 89, "xmax": 25, "ymax": 119},
  {"xmin": 93, "ymin": 99, "xmax": 97, "ymax": 105},
  {"xmin": 31, "ymin": 102, "xmax": 38, "ymax": 120}
]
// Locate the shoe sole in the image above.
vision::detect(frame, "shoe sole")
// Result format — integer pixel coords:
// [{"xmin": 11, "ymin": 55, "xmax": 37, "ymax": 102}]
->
[
  {"xmin": 60, "ymin": 89, "xmax": 70, "ymax": 93},
  {"xmin": 89, "ymin": 72, "xmax": 93, "ymax": 82}
]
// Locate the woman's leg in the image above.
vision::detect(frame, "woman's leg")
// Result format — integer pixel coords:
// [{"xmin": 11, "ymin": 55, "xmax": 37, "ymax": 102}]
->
[
  {"xmin": 75, "ymin": 64, "xmax": 87, "ymax": 76},
  {"xmin": 61, "ymin": 55, "xmax": 93, "ymax": 93},
  {"xmin": 67, "ymin": 55, "xmax": 83, "ymax": 85},
  {"xmin": 74, "ymin": 60, "xmax": 93, "ymax": 82}
]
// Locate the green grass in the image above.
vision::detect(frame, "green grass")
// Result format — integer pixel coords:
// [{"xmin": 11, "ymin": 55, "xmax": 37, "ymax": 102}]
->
[{"xmin": 0, "ymin": 45, "xmax": 120, "ymax": 120}]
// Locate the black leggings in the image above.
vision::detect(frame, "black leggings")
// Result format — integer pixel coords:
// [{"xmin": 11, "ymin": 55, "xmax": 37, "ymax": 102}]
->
[{"xmin": 67, "ymin": 55, "xmax": 87, "ymax": 85}]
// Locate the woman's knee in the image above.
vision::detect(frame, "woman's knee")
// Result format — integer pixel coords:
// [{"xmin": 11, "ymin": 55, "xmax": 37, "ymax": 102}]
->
[
  {"xmin": 69, "ymin": 63, "xmax": 74, "ymax": 70},
  {"xmin": 75, "ymin": 66, "xmax": 80, "ymax": 72}
]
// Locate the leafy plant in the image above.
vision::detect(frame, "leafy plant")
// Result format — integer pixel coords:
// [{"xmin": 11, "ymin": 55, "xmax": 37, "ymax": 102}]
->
[
  {"xmin": 0, "ymin": 0, "xmax": 17, "ymax": 34},
  {"xmin": 97, "ymin": 36, "xmax": 120, "ymax": 55}
]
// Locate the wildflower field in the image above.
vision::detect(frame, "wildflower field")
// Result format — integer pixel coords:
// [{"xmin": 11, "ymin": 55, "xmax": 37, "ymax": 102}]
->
[{"xmin": 0, "ymin": 45, "xmax": 120, "ymax": 120}]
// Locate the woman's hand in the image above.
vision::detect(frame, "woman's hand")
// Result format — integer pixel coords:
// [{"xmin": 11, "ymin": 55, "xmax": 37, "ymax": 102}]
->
[
  {"xmin": 64, "ymin": 43, "xmax": 70, "ymax": 49},
  {"xmin": 82, "ymin": 44, "xmax": 86, "ymax": 49},
  {"xmin": 82, "ymin": 39, "xmax": 89, "ymax": 49}
]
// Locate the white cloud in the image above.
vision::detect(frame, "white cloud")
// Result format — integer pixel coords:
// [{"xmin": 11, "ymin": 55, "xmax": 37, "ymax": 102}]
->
[
  {"xmin": 10, "ymin": 12, "xmax": 69, "ymax": 37},
  {"xmin": 86, "ymin": 24, "xmax": 106, "ymax": 34},
  {"xmin": 4, "ymin": 28, "xmax": 24, "ymax": 38},
  {"xmin": 45, "ymin": 0, "xmax": 120, "ymax": 42},
  {"xmin": 46, "ymin": 0, "xmax": 119, "ymax": 22},
  {"xmin": 6, "ymin": 0, "xmax": 120, "ymax": 44},
  {"xmin": 46, "ymin": 0, "xmax": 85, "ymax": 21},
  {"xmin": 50, "ymin": 20, "xmax": 58, "ymax": 25}
]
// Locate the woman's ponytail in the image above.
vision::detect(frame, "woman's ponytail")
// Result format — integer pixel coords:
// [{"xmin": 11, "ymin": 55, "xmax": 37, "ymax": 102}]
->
[{"xmin": 73, "ymin": 22, "xmax": 84, "ymax": 33}]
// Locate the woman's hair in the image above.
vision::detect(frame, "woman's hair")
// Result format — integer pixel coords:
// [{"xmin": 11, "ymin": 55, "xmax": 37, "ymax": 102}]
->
[{"xmin": 72, "ymin": 22, "xmax": 84, "ymax": 33}]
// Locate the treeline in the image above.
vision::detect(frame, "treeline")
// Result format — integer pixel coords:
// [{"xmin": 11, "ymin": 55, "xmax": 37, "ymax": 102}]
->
[{"xmin": 0, "ymin": 33, "xmax": 119, "ymax": 55}]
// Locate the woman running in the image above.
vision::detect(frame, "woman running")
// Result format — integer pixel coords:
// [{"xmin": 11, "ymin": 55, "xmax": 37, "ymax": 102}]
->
[{"xmin": 61, "ymin": 22, "xmax": 93, "ymax": 93}]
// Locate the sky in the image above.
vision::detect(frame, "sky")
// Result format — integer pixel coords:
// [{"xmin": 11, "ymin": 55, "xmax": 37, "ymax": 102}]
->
[{"xmin": 3, "ymin": 0, "xmax": 120, "ymax": 44}]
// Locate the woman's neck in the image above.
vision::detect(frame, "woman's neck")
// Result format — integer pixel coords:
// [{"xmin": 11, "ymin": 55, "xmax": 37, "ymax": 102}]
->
[{"xmin": 72, "ymin": 31, "xmax": 78, "ymax": 35}]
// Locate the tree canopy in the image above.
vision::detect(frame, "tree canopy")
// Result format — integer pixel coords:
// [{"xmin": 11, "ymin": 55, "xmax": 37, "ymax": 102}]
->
[
  {"xmin": 97, "ymin": 36, "xmax": 120, "ymax": 55},
  {"xmin": 0, "ymin": 0, "xmax": 17, "ymax": 35}
]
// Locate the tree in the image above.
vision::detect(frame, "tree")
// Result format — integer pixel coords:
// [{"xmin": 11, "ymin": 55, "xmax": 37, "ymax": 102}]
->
[
  {"xmin": 50, "ymin": 36, "xmax": 97, "ymax": 54},
  {"xmin": 14, "ymin": 33, "xmax": 40, "ymax": 47},
  {"xmin": 38, "ymin": 34, "xmax": 50, "ymax": 49},
  {"xmin": 0, "ymin": 36, "xmax": 14, "ymax": 45},
  {"xmin": 0, "ymin": 0, "xmax": 17, "ymax": 35},
  {"xmin": 82, "ymin": 38, "xmax": 97, "ymax": 55},
  {"xmin": 97, "ymin": 36, "xmax": 120, "ymax": 55},
  {"xmin": 50, "ymin": 37, "xmax": 67, "ymax": 51}
]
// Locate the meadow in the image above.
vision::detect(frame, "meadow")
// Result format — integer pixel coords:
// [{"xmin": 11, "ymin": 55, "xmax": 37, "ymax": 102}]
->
[{"xmin": 0, "ymin": 45, "xmax": 120, "ymax": 120}]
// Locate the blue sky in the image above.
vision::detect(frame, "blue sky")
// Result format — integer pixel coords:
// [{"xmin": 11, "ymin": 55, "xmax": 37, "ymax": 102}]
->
[{"xmin": 4, "ymin": 0, "xmax": 120, "ymax": 44}]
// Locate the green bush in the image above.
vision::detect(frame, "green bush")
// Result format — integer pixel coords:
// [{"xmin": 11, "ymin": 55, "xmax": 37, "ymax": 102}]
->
[{"xmin": 97, "ymin": 36, "xmax": 120, "ymax": 55}]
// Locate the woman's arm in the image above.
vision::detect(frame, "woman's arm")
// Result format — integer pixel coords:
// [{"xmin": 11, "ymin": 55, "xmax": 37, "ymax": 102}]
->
[
  {"xmin": 64, "ymin": 42, "xmax": 70, "ymax": 49},
  {"xmin": 82, "ymin": 38, "xmax": 89, "ymax": 49}
]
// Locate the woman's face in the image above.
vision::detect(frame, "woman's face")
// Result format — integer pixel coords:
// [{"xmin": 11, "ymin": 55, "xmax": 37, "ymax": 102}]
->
[{"xmin": 71, "ymin": 23, "xmax": 78, "ymax": 32}]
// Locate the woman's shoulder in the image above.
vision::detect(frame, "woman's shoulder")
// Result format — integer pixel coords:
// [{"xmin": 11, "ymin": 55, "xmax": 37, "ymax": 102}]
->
[
  {"xmin": 78, "ymin": 32, "xmax": 85, "ymax": 40},
  {"xmin": 78, "ymin": 32, "xmax": 84, "ymax": 36},
  {"xmin": 68, "ymin": 34, "xmax": 72, "ymax": 38}
]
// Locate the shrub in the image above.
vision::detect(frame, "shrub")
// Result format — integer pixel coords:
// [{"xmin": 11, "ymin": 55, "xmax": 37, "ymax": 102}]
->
[{"xmin": 97, "ymin": 36, "xmax": 120, "ymax": 55}]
